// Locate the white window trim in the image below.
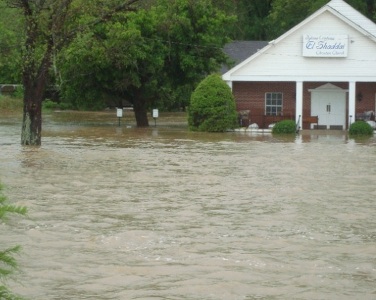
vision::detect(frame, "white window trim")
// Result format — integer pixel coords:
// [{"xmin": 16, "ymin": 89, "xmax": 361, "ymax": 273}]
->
[{"xmin": 265, "ymin": 92, "xmax": 283, "ymax": 116}]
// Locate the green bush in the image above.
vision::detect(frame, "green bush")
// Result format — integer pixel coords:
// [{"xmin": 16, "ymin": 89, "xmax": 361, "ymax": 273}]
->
[
  {"xmin": 349, "ymin": 121, "xmax": 374, "ymax": 136},
  {"xmin": 272, "ymin": 120, "xmax": 297, "ymax": 134},
  {"xmin": 188, "ymin": 74, "xmax": 238, "ymax": 132}
]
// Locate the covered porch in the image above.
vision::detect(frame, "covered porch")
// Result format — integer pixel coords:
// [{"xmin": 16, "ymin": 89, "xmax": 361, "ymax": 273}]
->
[{"xmin": 232, "ymin": 81, "xmax": 376, "ymax": 130}]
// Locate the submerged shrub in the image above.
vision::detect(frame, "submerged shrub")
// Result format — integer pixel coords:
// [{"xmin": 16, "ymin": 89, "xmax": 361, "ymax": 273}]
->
[
  {"xmin": 349, "ymin": 121, "xmax": 374, "ymax": 136},
  {"xmin": 188, "ymin": 74, "xmax": 238, "ymax": 132},
  {"xmin": 272, "ymin": 120, "xmax": 297, "ymax": 134}
]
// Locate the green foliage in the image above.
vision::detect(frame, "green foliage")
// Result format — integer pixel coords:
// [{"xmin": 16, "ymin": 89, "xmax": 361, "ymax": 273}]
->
[
  {"xmin": 0, "ymin": 2, "xmax": 23, "ymax": 84},
  {"xmin": 59, "ymin": 8, "xmax": 163, "ymax": 110},
  {"xmin": 263, "ymin": 0, "xmax": 371, "ymax": 40},
  {"xmin": 0, "ymin": 183, "xmax": 27, "ymax": 300},
  {"xmin": 59, "ymin": 0, "xmax": 234, "ymax": 117},
  {"xmin": 349, "ymin": 121, "xmax": 374, "ymax": 136},
  {"xmin": 156, "ymin": 0, "xmax": 234, "ymax": 104},
  {"xmin": 214, "ymin": 0, "xmax": 272, "ymax": 40},
  {"xmin": 188, "ymin": 74, "xmax": 237, "ymax": 132},
  {"xmin": 266, "ymin": 0, "xmax": 318, "ymax": 38},
  {"xmin": 0, "ymin": 284, "xmax": 23, "ymax": 300},
  {"xmin": 272, "ymin": 120, "xmax": 297, "ymax": 134},
  {"xmin": 11, "ymin": 86, "xmax": 24, "ymax": 99}
]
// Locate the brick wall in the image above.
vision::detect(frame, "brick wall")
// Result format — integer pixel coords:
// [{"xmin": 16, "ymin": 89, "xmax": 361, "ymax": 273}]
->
[
  {"xmin": 356, "ymin": 82, "xmax": 376, "ymax": 113},
  {"xmin": 233, "ymin": 81, "xmax": 296, "ymax": 127}
]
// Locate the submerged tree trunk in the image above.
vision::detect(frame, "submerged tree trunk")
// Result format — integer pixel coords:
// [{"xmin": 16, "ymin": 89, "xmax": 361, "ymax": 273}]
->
[
  {"xmin": 21, "ymin": 99, "xmax": 42, "ymax": 146},
  {"xmin": 133, "ymin": 92, "xmax": 150, "ymax": 127},
  {"xmin": 21, "ymin": 89, "xmax": 43, "ymax": 145},
  {"xmin": 21, "ymin": 43, "xmax": 52, "ymax": 146}
]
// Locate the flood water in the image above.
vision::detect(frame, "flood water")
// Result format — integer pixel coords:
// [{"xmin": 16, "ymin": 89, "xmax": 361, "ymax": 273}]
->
[{"xmin": 1, "ymin": 111, "xmax": 376, "ymax": 300}]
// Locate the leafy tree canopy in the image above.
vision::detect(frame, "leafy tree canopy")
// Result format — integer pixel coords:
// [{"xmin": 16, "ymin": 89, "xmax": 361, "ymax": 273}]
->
[{"xmin": 59, "ymin": 0, "xmax": 235, "ymax": 125}]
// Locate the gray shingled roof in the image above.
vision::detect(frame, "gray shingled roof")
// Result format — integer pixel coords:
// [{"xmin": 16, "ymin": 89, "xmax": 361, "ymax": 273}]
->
[{"xmin": 221, "ymin": 41, "xmax": 268, "ymax": 74}]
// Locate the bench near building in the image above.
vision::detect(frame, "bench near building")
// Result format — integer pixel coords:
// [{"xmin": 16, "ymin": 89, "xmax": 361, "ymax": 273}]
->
[{"xmin": 222, "ymin": 0, "xmax": 376, "ymax": 130}]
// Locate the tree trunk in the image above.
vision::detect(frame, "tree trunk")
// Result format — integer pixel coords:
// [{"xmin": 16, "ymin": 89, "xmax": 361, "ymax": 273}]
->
[
  {"xmin": 21, "ymin": 53, "xmax": 51, "ymax": 145},
  {"xmin": 21, "ymin": 46, "xmax": 51, "ymax": 145},
  {"xmin": 21, "ymin": 87, "xmax": 44, "ymax": 145},
  {"xmin": 21, "ymin": 32, "xmax": 52, "ymax": 145},
  {"xmin": 133, "ymin": 92, "xmax": 149, "ymax": 127}
]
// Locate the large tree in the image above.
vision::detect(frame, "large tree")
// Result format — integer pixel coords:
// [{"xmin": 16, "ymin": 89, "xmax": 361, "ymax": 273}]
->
[
  {"xmin": 1, "ymin": 0, "xmax": 142, "ymax": 145},
  {"xmin": 59, "ymin": 0, "xmax": 234, "ymax": 126},
  {"xmin": 58, "ymin": 7, "xmax": 167, "ymax": 126}
]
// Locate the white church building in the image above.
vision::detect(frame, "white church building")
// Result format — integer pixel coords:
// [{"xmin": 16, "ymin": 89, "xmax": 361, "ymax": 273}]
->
[{"xmin": 222, "ymin": 0, "xmax": 376, "ymax": 130}]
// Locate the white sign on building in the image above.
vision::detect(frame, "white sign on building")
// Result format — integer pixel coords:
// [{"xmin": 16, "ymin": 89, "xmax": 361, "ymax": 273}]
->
[{"xmin": 302, "ymin": 34, "xmax": 348, "ymax": 57}]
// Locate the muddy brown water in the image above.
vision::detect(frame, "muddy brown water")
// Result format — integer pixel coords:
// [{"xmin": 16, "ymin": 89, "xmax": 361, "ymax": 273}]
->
[{"xmin": 1, "ymin": 111, "xmax": 376, "ymax": 299}]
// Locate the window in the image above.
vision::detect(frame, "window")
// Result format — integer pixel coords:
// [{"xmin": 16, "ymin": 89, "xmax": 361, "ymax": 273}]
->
[{"xmin": 265, "ymin": 92, "xmax": 283, "ymax": 115}]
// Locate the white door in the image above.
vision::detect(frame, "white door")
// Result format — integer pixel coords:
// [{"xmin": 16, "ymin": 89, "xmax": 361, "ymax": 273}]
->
[{"xmin": 311, "ymin": 90, "xmax": 346, "ymax": 129}]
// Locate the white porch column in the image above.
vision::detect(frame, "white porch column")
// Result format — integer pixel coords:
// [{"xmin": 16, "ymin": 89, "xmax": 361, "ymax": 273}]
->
[
  {"xmin": 348, "ymin": 81, "xmax": 356, "ymax": 127},
  {"xmin": 296, "ymin": 81, "xmax": 303, "ymax": 130},
  {"xmin": 226, "ymin": 81, "xmax": 233, "ymax": 90}
]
